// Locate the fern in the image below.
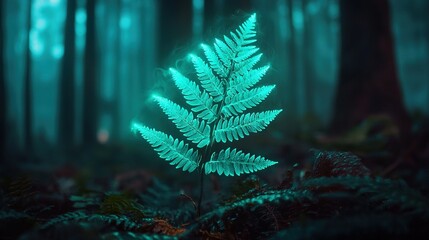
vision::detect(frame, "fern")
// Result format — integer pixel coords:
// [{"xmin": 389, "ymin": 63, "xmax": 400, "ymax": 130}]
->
[
  {"xmin": 205, "ymin": 148, "xmax": 277, "ymax": 176},
  {"xmin": 41, "ymin": 211, "xmax": 153, "ymax": 230},
  {"xmin": 153, "ymin": 95, "xmax": 211, "ymax": 148},
  {"xmin": 101, "ymin": 232, "xmax": 179, "ymax": 240},
  {"xmin": 197, "ymin": 189, "xmax": 313, "ymax": 225},
  {"xmin": 222, "ymin": 85, "xmax": 276, "ymax": 117},
  {"xmin": 302, "ymin": 176, "xmax": 429, "ymax": 213},
  {"xmin": 132, "ymin": 123, "xmax": 199, "ymax": 172},
  {"xmin": 214, "ymin": 110, "xmax": 282, "ymax": 143},
  {"xmin": 132, "ymin": 13, "xmax": 282, "ymax": 214}
]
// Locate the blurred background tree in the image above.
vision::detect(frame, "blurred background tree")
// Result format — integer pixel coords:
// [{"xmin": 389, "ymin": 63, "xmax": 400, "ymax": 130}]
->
[{"xmin": 1, "ymin": 0, "xmax": 428, "ymax": 159}]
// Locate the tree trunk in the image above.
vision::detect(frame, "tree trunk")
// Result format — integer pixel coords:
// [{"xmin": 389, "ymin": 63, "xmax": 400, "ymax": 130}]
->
[
  {"xmin": 302, "ymin": 0, "xmax": 314, "ymax": 115},
  {"xmin": 222, "ymin": 0, "xmax": 251, "ymax": 16},
  {"xmin": 203, "ymin": 0, "xmax": 224, "ymax": 30},
  {"xmin": 0, "ymin": 0, "xmax": 6, "ymax": 160},
  {"xmin": 158, "ymin": 0, "xmax": 192, "ymax": 65},
  {"xmin": 287, "ymin": 0, "xmax": 298, "ymax": 122},
  {"xmin": 331, "ymin": 0, "xmax": 410, "ymax": 134},
  {"xmin": 24, "ymin": 0, "xmax": 33, "ymax": 152},
  {"xmin": 82, "ymin": 0, "xmax": 98, "ymax": 146},
  {"xmin": 58, "ymin": 0, "xmax": 77, "ymax": 148},
  {"xmin": 110, "ymin": 0, "xmax": 122, "ymax": 142}
]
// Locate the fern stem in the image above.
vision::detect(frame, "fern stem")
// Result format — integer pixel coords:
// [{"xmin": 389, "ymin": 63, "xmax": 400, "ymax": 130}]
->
[
  {"xmin": 197, "ymin": 60, "xmax": 236, "ymax": 217},
  {"xmin": 197, "ymin": 162, "xmax": 205, "ymax": 216}
]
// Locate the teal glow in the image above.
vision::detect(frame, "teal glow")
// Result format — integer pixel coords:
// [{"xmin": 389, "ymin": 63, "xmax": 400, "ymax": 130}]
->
[
  {"xmin": 151, "ymin": 93, "xmax": 161, "ymax": 100},
  {"xmin": 193, "ymin": 0, "xmax": 204, "ymax": 10},
  {"xmin": 188, "ymin": 53, "xmax": 196, "ymax": 61},
  {"xmin": 75, "ymin": 9, "xmax": 86, "ymax": 36},
  {"xmin": 328, "ymin": 2, "xmax": 339, "ymax": 18},
  {"xmin": 192, "ymin": 0, "xmax": 204, "ymax": 39},
  {"xmin": 49, "ymin": 0, "xmax": 61, "ymax": 6},
  {"xmin": 75, "ymin": 9, "xmax": 86, "ymax": 23},
  {"xmin": 51, "ymin": 44, "xmax": 64, "ymax": 59},
  {"xmin": 293, "ymin": 6, "xmax": 304, "ymax": 30},
  {"xmin": 277, "ymin": 0, "xmax": 288, "ymax": 40},
  {"xmin": 36, "ymin": 18, "xmax": 47, "ymax": 30},
  {"xmin": 307, "ymin": 2, "xmax": 319, "ymax": 15},
  {"xmin": 30, "ymin": 30, "xmax": 45, "ymax": 56},
  {"xmin": 120, "ymin": 15, "xmax": 132, "ymax": 30}
]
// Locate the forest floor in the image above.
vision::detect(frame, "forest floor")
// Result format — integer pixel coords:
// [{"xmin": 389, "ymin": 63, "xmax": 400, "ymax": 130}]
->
[{"xmin": 1, "ymin": 115, "xmax": 429, "ymax": 239}]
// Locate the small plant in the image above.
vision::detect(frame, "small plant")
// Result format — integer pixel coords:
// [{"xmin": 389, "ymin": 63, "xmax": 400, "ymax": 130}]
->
[{"xmin": 132, "ymin": 13, "xmax": 282, "ymax": 215}]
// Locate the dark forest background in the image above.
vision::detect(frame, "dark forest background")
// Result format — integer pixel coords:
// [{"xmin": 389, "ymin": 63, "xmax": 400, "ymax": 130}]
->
[
  {"xmin": 1, "ymin": 0, "xmax": 429, "ymax": 187},
  {"xmin": 1, "ymin": 0, "xmax": 429, "ymax": 239}
]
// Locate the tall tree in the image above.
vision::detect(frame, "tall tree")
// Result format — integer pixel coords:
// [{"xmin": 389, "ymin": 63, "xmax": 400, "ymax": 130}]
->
[
  {"xmin": 302, "ymin": 0, "xmax": 314, "ymax": 115},
  {"xmin": 158, "ymin": 0, "xmax": 192, "ymax": 65},
  {"xmin": 331, "ymin": 0, "xmax": 410, "ymax": 134},
  {"xmin": 287, "ymin": 0, "xmax": 298, "ymax": 122},
  {"xmin": 203, "ymin": 0, "xmax": 224, "ymax": 30},
  {"xmin": 110, "ymin": 0, "xmax": 122, "ymax": 142},
  {"xmin": 0, "ymin": 0, "xmax": 6, "ymax": 160},
  {"xmin": 24, "ymin": 0, "xmax": 33, "ymax": 152},
  {"xmin": 82, "ymin": 0, "xmax": 98, "ymax": 146},
  {"xmin": 222, "ymin": 0, "xmax": 251, "ymax": 16},
  {"xmin": 58, "ymin": 0, "xmax": 77, "ymax": 148}
]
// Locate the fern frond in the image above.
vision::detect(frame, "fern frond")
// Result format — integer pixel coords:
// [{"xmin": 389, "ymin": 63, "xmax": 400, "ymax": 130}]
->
[
  {"xmin": 234, "ymin": 13, "xmax": 257, "ymax": 45},
  {"xmin": 200, "ymin": 43, "xmax": 227, "ymax": 77},
  {"xmin": 41, "ymin": 211, "xmax": 88, "ymax": 229},
  {"xmin": 205, "ymin": 148, "xmax": 277, "ymax": 176},
  {"xmin": 87, "ymin": 214, "xmax": 146, "ymax": 230},
  {"xmin": 102, "ymin": 232, "xmax": 179, "ymax": 240},
  {"xmin": 199, "ymin": 189, "xmax": 313, "ymax": 224},
  {"xmin": 210, "ymin": 14, "xmax": 258, "ymax": 74},
  {"xmin": 222, "ymin": 85, "xmax": 276, "ymax": 117},
  {"xmin": 132, "ymin": 13, "xmax": 281, "ymax": 179},
  {"xmin": 223, "ymin": 35, "xmax": 236, "ymax": 51},
  {"xmin": 214, "ymin": 38, "xmax": 234, "ymax": 67},
  {"xmin": 228, "ymin": 65, "xmax": 270, "ymax": 97},
  {"xmin": 0, "ymin": 209, "xmax": 31, "ymax": 220},
  {"xmin": 233, "ymin": 53, "xmax": 263, "ymax": 77},
  {"xmin": 235, "ymin": 46, "xmax": 259, "ymax": 63},
  {"xmin": 189, "ymin": 54, "xmax": 224, "ymax": 102},
  {"xmin": 231, "ymin": 14, "xmax": 258, "ymax": 63},
  {"xmin": 214, "ymin": 110, "xmax": 282, "ymax": 143},
  {"xmin": 132, "ymin": 122, "xmax": 200, "ymax": 172},
  {"xmin": 154, "ymin": 96, "xmax": 210, "ymax": 148},
  {"xmin": 169, "ymin": 68, "xmax": 218, "ymax": 123}
]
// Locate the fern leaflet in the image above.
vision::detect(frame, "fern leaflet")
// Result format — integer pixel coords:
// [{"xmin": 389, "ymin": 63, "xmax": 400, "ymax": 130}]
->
[
  {"xmin": 228, "ymin": 65, "xmax": 270, "ymax": 97},
  {"xmin": 189, "ymin": 54, "xmax": 224, "ymax": 102},
  {"xmin": 132, "ymin": 122, "xmax": 199, "ymax": 172},
  {"xmin": 154, "ymin": 96, "xmax": 210, "ymax": 148},
  {"xmin": 214, "ymin": 110, "xmax": 282, "ymax": 143},
  {"xmin": 205, "ymin": 148, "xmax": 277, "ymax": 176},
  {"xmin": 200, "ymin": 43, "xmax": 227, "ymax": 78},
  {"xmin": 169, "ymin": 68, "xmax": 217, "ymax": 123},
  {"xmin": 222, "ymin": 85, "xmax": 276, "ymax": 116}
]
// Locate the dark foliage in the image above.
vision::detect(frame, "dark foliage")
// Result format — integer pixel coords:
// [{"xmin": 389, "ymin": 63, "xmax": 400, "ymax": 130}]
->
[{"xmin": 2, "ymin": 149, "xmax": 428, "ymax": 239}]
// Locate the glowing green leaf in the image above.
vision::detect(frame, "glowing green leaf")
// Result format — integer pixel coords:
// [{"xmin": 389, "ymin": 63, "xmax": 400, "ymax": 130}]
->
[
  {"xmin": 169, "ymin": 68, "xmax": 218, "ymax": 123},
  {"xmin": 190, "ymin": 54, "xmax": 224, "ymax": 102},
  {"xmin": 132, "ymin": 122, "xmax": 199, "ymax": 172},
  {"xmin": 205, "ymin": 148, "xmax": 277, "ymax": 176},
  {"xmin": 214, "ymin": 110, "xmax": 282, "ymax": 143},
  {"xmin": 154, "ymin": 96, "xmax": 210, "ymax": 148},
  {"xmin": 228, "ymin": 65, "xmax": 270, "ymax": 97},
  {"xmin": 201, "ymin": 44, "xmax": 227, "ymax": 78},
  {"xmin": 132, "ymin": 13, "xmax": 282, "ymax": 177},
  {"xmin": 222, "ymin": 85, "xmax": 276, "ymax": 116}
]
